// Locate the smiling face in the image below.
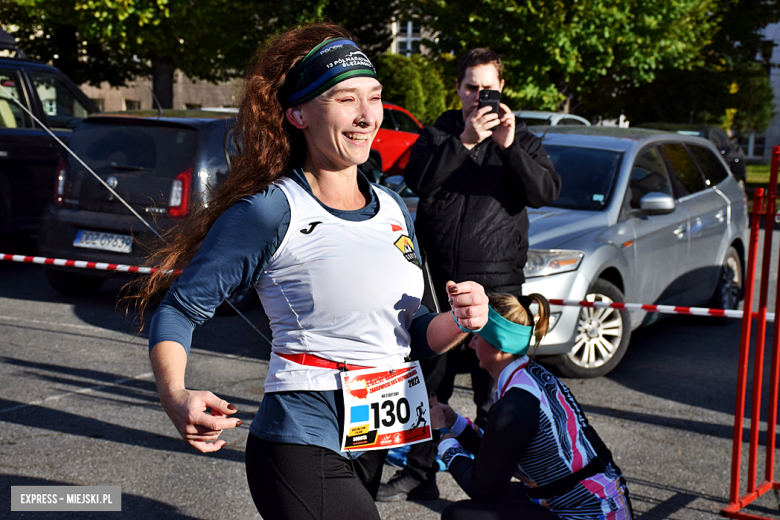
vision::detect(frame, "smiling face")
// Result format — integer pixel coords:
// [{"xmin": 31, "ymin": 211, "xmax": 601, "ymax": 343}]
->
[
  {"xmin": 457, "ymin": 64, "xmax": 505, "ymax": 121},
  {"xmin": 288, "ymin": 76, "xmax": 383, "ymax": 173}
]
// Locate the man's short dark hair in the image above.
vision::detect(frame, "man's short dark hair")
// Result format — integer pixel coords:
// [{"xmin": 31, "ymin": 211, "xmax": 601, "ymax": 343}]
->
[{"xmin": 457, "ymin": 48, "xmax": 503, "ymax": 85}]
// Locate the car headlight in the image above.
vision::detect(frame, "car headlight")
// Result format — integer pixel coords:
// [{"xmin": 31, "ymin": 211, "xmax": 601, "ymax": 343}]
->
[{"xmin": 524, "ymin": 249, "xmax": 584, "ymax": 278}]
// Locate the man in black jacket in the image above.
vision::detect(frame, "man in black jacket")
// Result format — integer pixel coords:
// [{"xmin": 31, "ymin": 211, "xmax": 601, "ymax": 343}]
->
[{"xmin": 377, "ymin": 48, "xmax": 561, "ymax": 502}]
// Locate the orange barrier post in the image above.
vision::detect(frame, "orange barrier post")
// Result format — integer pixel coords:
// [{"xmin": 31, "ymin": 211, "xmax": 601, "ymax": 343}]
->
[{"xmin": 722, "ymin": 146, "xmax": 780, "ymax": 519}]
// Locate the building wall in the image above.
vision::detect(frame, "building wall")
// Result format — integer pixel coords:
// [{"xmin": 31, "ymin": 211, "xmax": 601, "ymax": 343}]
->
[{"xmin": 80, "ymin": 71, "xmax": 243, "ymax": 112}]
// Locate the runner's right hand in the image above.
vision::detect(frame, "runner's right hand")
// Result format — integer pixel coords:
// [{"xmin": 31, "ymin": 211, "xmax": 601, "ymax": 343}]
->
[{"xmin": 159, "ymin": 388, "xmax": 242, "ymax": 453}]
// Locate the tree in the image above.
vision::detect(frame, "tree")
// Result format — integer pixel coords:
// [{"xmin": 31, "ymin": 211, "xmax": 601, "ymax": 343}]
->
[
  {"xmin": 1, "ymin": 0, "xmax": 399, "ymax": 108},
  {"xmin": 418, "ymin": 0, "xmax": 719, "ymax": 113},
  {"xmin": 0, "ymin": 1, "xmax": 144, "ymax": 87},
  {"xmin": 409, "ymin": 54, "xmax": 447, "ymax": 124},
  {"xmin": 376, "ymin": 54, "xmax": 426, "ymax": 119},
  {"xmin": 2, "ymin": 0, "xmax": 260, "ymax": 107},
  {"xmin": 617, "ymin": 0, "xmax": 780, "ymax": 133}
]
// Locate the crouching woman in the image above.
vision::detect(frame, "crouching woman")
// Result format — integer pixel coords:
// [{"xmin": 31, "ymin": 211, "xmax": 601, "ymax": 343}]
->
[{"xmin": 431, "ymin": 293, "xmax": 633, "ymax": 520}]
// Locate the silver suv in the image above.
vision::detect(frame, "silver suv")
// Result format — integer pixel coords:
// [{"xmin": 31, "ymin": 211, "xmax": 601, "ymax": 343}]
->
[{"xmin": 522, "ymin": 127, "xmax": 748, "ymax": 377}]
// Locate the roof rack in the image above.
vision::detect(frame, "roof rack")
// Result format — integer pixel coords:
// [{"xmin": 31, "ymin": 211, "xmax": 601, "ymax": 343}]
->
[{"xmin": 0, "ymin": 28, "xmax": 27, "ymax": 59}]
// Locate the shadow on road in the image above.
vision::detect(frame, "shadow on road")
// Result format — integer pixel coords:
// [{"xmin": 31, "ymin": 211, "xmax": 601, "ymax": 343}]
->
[
  {"xmin": 606, "ymin": 313, "xmax": 779, "ymax": 426},
  {"xmin": 0, "ymin": 259, "xmax": 273, "ymax": 361}
]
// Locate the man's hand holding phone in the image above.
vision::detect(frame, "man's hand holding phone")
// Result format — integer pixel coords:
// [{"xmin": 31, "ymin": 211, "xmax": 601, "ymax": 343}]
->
[
  {"xmin": 491, "ymin": 103, "xmax": 515, "ymax": 150},
  {"xmin": 460, "ymin": 105, "xmax": 500, "ymax": 150},
  {"xmin": 460, "ymin": 89, "xmax": 514, "ymax": 150}
]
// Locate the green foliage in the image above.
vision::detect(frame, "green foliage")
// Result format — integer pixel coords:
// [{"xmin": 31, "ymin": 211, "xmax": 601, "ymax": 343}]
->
[
  {"xmin": 1, "ymin": 0, "xmax": 398, "ymax": 100},
  {"xmin": 375, "ymin": 53, "xmax": 448, "ymax": 125},
  {"xmin": 2, "ymin": 0, "xmax": 259, "ymax": 88},
  {"xmin": 419, "ymin": 0, "xmax": 719, "ymax": 112},
  {"xmin": 409, "ymin": 55, "xmax": 446, "ymax": 124},
  {"xmin": 747, "ymin": 163, "xmax": 771, "ymax": 185},
  {"xmin": 731, "ymin": 63, "xmax": 775, "ymax": 134},
  {"xmin": 614, "ymin": 0, "xmax": 780, "ymax": 133},
  {"xmin": 376, "ymin": 54, "xmax": 425, "ymax": 120}
]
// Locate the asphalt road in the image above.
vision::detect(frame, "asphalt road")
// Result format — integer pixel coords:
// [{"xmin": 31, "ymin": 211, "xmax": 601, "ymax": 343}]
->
[{"xmin": 2, "ymin": 232, "xmax": 780, "ymax": 520}]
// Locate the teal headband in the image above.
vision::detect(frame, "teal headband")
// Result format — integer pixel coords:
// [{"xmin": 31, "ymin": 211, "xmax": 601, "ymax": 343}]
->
[{"xmin": 479, "ymin": 306, "xmax": 534, "ymax": 356}]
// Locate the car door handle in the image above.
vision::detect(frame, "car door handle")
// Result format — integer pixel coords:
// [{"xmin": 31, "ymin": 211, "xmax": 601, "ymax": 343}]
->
[
  {"xmin": 673, "ymin": 225, "xmax": 686, "ymax": 239},
  {"xmin": 715, "ymin": 210, "xmax": 725, "ymax": 222}
]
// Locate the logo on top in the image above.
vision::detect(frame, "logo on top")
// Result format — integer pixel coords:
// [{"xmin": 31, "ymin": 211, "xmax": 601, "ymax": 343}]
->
[{"xmin": 394, "ymin": 235, "xmax": 420, "ymax": 267}]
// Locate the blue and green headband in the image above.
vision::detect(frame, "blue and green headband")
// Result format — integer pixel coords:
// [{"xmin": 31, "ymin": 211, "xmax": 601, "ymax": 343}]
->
[
  {"xmin": 479, "ymin": 306, "xmax": 534, "ymax": 356},
  {"xmin": 285, "ymin": 38, "xmax": 378, "ymax": 108}
]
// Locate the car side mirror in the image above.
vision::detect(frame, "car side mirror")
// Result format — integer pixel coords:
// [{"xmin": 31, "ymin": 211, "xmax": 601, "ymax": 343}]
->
[
  {"xmin": 639, "ymin": 192, "xmax": 676, "ymax": 215},
  {"xmin": 383, "ymin": 175, "xmax": 405, "ymax": 192}
]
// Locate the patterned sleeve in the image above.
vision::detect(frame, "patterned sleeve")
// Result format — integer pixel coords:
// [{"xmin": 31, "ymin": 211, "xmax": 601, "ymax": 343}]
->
[{"xmin": 447, "ymin": 387, "xmax": 541, "ymax": 501}]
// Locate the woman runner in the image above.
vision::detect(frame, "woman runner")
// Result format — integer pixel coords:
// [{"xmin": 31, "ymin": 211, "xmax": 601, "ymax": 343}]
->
[{"xmin": 135, "ymin": 23, "xmax": 489, "ymax": 520}]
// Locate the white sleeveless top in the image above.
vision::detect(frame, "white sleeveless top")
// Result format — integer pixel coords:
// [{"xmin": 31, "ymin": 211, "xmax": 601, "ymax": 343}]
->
[{"xmin": 256, "ymin": 176, "xmax": 425, "ymax": 392}]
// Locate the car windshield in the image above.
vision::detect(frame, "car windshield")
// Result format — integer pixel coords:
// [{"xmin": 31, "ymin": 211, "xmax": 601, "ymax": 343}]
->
[
  {"xmin": 544, "ymin": 145, "xmax": 623, "ymax": 211},
  {"xmin": 522, "ymin": 116, "xmax": 552, "ymax": 126},
  {"xmin": 68, "ymin": 121, "xmax": 199, "ymax": 177}
]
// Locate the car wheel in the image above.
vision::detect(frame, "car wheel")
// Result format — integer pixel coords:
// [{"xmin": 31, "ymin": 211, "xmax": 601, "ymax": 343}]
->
[
  {"xmin": 45, "ymin": 268, "xmax": 105, "ymax": 297},
  {"xmin": 215, "ymin": 286, "xmax": 257, "ymax": 316},
  {"xmin": 708, "ymin": 246, "xmax": 742, "ymax": 324},
  {"xmin": 550, "ymin": 279, "xmax": 631, "ymax": 378}
]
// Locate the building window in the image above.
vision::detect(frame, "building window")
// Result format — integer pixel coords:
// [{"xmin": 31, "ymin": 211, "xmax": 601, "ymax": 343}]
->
[
  {"xmin": 395, "ymin": 19, "xmax": 421, "ymax": 56},
  {"xmin": 125, "ymin": 99, "xmax": 140, "ymax": 111},
  {"xmin": 90, "ymin": 98, "xmax": 105, "ymax": 111}
]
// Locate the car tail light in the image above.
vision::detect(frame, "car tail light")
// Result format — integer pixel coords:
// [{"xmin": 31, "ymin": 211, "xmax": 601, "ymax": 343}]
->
[
  {"xmin": 169, "ymin": 167, "xmax": 193, "ymax": 218},
  {"xmin": 53, "ymin": 156, "xmax": 67, "ymax": 207}
]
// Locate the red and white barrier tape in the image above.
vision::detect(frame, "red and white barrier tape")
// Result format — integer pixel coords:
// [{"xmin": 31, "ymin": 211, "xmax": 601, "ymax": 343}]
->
[
  {"xmin": 2, "ymin": 253, "xmax": 772, "ymax": 323},
  {"xmin": 0, "ymin": 253, "xmax": 180, "ymax": 275},
  {"xmin": 549, "ymin": 299, "xmax": 775, "ymax": 323}
]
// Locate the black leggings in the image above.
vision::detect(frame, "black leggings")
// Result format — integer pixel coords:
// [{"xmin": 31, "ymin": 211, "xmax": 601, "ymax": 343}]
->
[
  {"xmin": 442, "ymin": 486, "xmax": 561, "ymax": 520},
  {"xmin": 443, "ymin": 481, "xmax": 634, "ymax": 520},
  {"xmin": 245, "ymin": 434, "xmax": 387, "ymax": 520},
  {"xmin": 442, "ymin": 499, "xmax": 561, "ymax": 520}
]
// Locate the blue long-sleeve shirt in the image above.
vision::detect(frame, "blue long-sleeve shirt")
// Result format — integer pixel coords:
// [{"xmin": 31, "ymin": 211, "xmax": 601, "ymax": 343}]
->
[{"xmin": 149, "ymin": 168, "xmax": 437, "ymax": 455}]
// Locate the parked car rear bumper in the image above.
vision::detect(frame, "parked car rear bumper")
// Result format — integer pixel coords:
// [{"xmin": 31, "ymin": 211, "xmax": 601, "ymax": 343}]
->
[{"xmin": 37, "ymin": 205, "xmax": 169, "ymax": 274}]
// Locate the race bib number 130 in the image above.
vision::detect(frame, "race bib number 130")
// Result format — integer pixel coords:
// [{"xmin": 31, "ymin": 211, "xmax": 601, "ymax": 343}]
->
[{"xmin": 340, "ymin": 361, "xmax": 431, "ymax": 452}]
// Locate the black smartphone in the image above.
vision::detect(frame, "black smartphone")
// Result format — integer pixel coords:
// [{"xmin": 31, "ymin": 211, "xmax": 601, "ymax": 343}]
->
[{"xmin": 477, "ymin": 89, "xmax": 501, "ymax": 116}]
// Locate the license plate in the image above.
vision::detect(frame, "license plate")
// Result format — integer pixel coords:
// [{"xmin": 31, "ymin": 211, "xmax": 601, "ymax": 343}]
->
[{"xmin": 73, "ymin": 230, "xmax": 133, "ymax": 254}]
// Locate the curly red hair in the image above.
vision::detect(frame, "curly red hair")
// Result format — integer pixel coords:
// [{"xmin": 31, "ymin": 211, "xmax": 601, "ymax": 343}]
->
[{"xmin": 128, "ymin": 22, "xmax": 356, "ymax": 327}]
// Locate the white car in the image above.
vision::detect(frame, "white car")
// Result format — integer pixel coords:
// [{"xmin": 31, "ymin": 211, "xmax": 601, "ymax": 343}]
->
[{"xmin": 514, "ymin": 110, "xmax": 591, "ymax": 127}]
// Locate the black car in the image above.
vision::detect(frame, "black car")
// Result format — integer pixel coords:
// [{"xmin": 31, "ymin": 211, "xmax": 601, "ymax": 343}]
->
[
  {"xmin": 0, "ymin": 33, "xmax": 100, "ymax": 235},
  {"xmin": 635, "ymin": 123, "xmax": 746, "ymax": 188},
  {"xmin": 37, "ymin": 110, "xmax": 239, "ymax": 300}
]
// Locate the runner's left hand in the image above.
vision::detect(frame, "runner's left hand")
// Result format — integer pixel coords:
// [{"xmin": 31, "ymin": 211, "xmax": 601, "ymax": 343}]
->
[
  {"xmin": 447, "ymin": 280, "xmax": 488, "ymax": 331},
  {"xmin": 429, "ymin": 393, "xmax": 457, "ymax": 429}
]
